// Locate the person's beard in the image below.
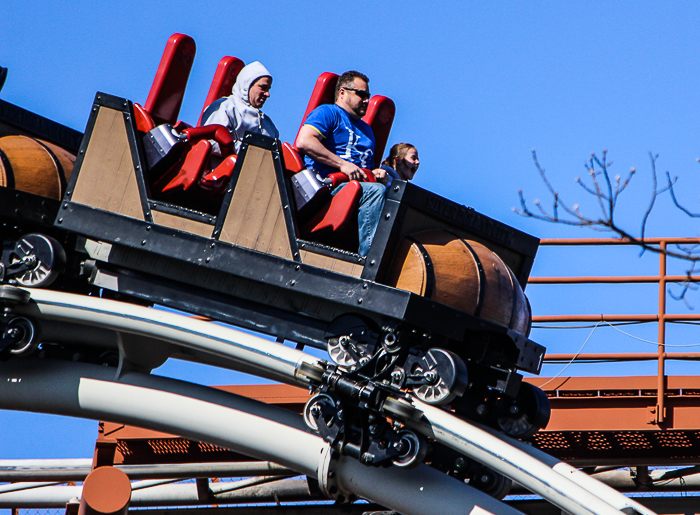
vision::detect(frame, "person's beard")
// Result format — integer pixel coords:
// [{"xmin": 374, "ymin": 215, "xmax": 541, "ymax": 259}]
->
[{"xmin": 351, "ymin": 103, "xmax": 367, "ymax": 118}]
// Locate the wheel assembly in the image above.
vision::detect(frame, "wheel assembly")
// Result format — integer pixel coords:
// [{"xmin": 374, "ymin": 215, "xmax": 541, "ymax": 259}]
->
[
  {"xmin": 391, "ymin": 430, "xmax": 427, "ymax": 468},
  {"xmin": 303, "ymin": 393, "xmax": 337, "ymax": 431},
  {"xmin": 325, "ymin": 315, "xmax": 377, "ymax": 369},
  {"xmin": 2, "ymin": 233, "xmax": 66, "ymax": 288},
  {"xmin": 408, "ymin": 348, "xmax": 468, "ymax": 405},
  {"xmin": 1, "ymin": 317, "xmax": 39, "ymax": 356},
  {"xmin": 497, "ymin": 382, "xmax": 551, "ymax": 439}
]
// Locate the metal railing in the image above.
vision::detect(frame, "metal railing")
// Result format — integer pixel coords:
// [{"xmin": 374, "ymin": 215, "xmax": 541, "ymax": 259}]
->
[{"xmin": 528, "ymin": 237, "xmax": 700, "ymax": 425}]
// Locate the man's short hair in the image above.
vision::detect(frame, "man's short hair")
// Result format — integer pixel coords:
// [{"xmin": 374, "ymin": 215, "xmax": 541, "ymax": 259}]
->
[{"xmin": 335, "ymin": 71, "xmax": 370, "ymax": 101}]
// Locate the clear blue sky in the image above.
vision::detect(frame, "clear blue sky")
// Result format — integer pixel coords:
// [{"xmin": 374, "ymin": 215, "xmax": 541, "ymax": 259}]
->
[{"xmin": 2, "ymin": 1, "xmax": 700, "ymax": 464}]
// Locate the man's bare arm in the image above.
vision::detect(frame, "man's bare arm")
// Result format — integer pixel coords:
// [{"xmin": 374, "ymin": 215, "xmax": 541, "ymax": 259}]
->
[{"xmin": 296, "ymin": 125, "xmax": 367, "ymax": 180}]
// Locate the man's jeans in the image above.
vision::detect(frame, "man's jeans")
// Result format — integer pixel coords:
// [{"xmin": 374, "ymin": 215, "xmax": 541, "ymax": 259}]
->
[{"xmin": 332, "ymin": 182, "xmax": 387, "ymax": 256}]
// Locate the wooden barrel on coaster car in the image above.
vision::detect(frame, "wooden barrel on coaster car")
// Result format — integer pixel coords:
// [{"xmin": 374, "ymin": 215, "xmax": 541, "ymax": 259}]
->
[
  {"xmin": 385, "ymin": 230, "xmax": 532, "ymax": 336},
  {"xmin": 0, "ymin": 135, "xmax": 75, "ymax": 200}
]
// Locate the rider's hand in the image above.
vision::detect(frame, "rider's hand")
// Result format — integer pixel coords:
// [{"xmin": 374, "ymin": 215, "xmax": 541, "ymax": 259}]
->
[
  {"xmin": 339, "ymin": 160, "xmax": 367, "ymax": 181},
  {"xmin": 372, "ymin": 168, "xmax": 389, "ymax": 185}
]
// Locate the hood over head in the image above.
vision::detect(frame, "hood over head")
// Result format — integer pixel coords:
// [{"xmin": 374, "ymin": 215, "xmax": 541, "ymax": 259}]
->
[{"xmin": 232, "ymin": 61, "xmax": 273, "ymax": 106}]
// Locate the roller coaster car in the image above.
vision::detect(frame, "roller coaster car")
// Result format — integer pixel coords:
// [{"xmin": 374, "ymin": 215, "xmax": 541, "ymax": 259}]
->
[{"xmin": 0, "ymin": 81, "xmax": 548, "ymax": 439}]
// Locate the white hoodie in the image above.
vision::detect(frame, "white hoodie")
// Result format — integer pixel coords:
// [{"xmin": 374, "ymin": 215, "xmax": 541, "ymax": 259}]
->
[{"xmin": 202, "ymin": 61, "xmax": 279, "ymax": 153}]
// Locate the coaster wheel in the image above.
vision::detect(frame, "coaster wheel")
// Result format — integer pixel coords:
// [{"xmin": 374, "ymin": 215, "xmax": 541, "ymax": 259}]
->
[
  {"xmin": 410, "ymin": 348, "xmax": 468, "ymax": 406},
  {"xmin": 470, "ymin": 466, "xmax": 512, "ymax": 499},
  {"xmin": 1, "ymin": 317, "xmax": 39, "ymax": 356},
  {"xmin": 11, "ymin": 234, "xmax": 66, "ymax": 288},
  {"xmin": 497, "ymin": 382, "xmax": 551, "ymax": 439}
]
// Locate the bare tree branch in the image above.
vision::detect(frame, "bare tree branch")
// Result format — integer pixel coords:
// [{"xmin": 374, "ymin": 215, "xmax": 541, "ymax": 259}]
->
[{"xmin": 515, "ymin": 150, "xmax": 700, "ymax": 262}]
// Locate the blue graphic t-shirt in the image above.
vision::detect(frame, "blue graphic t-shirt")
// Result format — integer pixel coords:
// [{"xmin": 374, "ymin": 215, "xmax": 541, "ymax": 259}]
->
[{"xmin": 302, "ymin": 104, "xmax": 375, "ymax": 178}]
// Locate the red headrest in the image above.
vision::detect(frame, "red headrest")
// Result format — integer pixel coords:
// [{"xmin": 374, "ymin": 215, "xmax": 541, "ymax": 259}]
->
[
  {"xmin": 294, "ymin": 72, "xmax": 339, "ymax": 149},
  {"xmin": 144, "ymin": 33, "xmax": 196, "ymax": 126},
  {"xmin": 198, "ymin": 56, "xmax": 245, "ymax": 126}
]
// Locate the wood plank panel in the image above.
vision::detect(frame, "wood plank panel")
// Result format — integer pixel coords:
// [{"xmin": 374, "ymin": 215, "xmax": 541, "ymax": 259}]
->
[
  {"xmin": 300, "ymin": 250, "xmax": 363, "ymax": 278},
  {"xmin": 219, "ymin": 145, "xmax": 293, "ymax": 260},
  {"xmin": 71, "ymin": 108, "xmax": 144, "ymax": 220},
  {"xmin": 219, "ymin": 146, "xmax": 265, "ymax": 244},
  {"xmin": 152, "ymin": 210, "xmax": 213, "ymax": 238}
]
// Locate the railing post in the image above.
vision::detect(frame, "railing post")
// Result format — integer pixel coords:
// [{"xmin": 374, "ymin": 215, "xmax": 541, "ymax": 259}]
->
[{"xmin": 657, "ymin": 240, "xmax": 667, "ymax": 424}]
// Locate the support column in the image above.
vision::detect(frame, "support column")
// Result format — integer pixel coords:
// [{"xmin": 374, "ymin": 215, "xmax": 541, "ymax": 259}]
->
[{"xmin": 78, "ymin": 467, "xmax": 131, "ymax": 515}]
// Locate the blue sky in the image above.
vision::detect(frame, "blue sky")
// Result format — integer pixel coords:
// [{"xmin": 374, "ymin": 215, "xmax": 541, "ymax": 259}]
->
[{"xmin": 2, "ymin": 1, "xmax": 700, "ymax": 464}]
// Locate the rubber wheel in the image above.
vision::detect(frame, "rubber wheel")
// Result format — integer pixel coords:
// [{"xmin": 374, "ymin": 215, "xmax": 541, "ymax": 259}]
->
[
  {"xmin": 497, "ymin": 382, "xmax": 551, "ymax": 439},
  {"xmin": 12, "ymin": 234, "xmax": 66, "ymax": 288}
]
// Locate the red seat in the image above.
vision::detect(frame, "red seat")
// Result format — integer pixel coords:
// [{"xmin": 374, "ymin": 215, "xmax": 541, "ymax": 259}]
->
[
  {"xmin": 134, "ymin": 33, "xmax": 196, "ymax": 133},
  {"xmin": 302, "ymin": 181, "xmax": 362, "ymax": 252},
  {"xmin": 293, "ymin": 72, "xmax": 339, "ymax": 151},
  {"xmin": 148, "ymin": 53, "xmax": 244, "ymax": 201},
  {"xmin": 197, "ymin": 56, "xmax": 245, "ymax": 126},
  {"xmin": 363, "ymin": 96, "xmax": 395, "ymax": 168},
  {"xmin": 154, "ymin": 125, "xmax": 234, "ymax": 195},
  {"xmin": 285, "ymin": 72, "xmax": 395, "ymax": 253},
  {"xmin": 292, "ymin": 72, "xmax": 394, "ymax": 163}
]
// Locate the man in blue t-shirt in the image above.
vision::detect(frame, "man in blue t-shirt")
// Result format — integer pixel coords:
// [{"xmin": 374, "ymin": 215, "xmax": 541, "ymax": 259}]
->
[{"xmin": 296, "ymin": 71, "xmax": 387, "ymax": 256}]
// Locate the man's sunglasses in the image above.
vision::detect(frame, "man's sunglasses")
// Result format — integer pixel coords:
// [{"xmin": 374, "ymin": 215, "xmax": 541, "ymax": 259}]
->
[{"xmin": 342, "ymin": 87, "xmax": 371, "ymax": 100}]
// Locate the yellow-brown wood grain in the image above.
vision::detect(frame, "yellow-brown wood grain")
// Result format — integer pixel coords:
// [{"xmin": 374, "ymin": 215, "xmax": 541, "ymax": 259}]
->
[
  {"xmin": 0, "ymin": 135, "xmax": 62, "ymax": 199},
  {"xmin": 386, "ymin": 230, "xmax": 531, "ymax": 333},
  {"xmin": 152, "ymin": 211, "xmax": 214, "ymax": 238},
  {"xmin": 39, "ymin": 138, "xmax": 76, "ymax": 183},
  {"xmin": 219, "ymin": 146, "xmax": 292, "ymax": 260},
  {"xmin": 71, "ymin": 108, "xmax": 144, "ymax": 220},
  {"xmin": 299, "ymin": 250, "xmax": 363, "ymax": 278}
]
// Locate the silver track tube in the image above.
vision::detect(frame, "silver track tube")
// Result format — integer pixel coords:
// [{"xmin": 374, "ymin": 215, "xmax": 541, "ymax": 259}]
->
[
  {"xmin": 12, "ymin": 289, "xmax": 323, "ymax": 385},
  {"xmin": 0, "ymin": 359, "xmax": 523, "ymax": 515},
  {"xmin": 408, "ymin": 400, "xmax": 640, "ymax": 515},
  {"xmin": 0, "ymin": 459, "xmax": 294, "ymax": 482}
]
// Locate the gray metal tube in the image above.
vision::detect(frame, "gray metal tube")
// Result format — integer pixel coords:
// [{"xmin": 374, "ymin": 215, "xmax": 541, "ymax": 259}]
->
[
  {"xmin": 407, "ymin": 400, "xmax": 630, "ymax": 515},
  {"xmin": 0, "ymin": 459, "xmax": 294, "ymax": 482},
  {"xmin": 484, "ymin": 422, "xmax": 655, "ymax": 515},
  {"xmin": 0, "ymin": 479, "xmax": 316, "ymax": 508},
  {"xmin": 12, "ymin": 288, "xmax": 323, "ymax": 385},
  {"xmin": 335, "ymin": 455, "xmax": 522, "ymax": 515},
  {"xmin": 0, "ymin": 359, "xmax": 522, "ymax": 515},
  {"xmin": 0, "ymin": 358, "xmax": 322, "ymax": 476}
]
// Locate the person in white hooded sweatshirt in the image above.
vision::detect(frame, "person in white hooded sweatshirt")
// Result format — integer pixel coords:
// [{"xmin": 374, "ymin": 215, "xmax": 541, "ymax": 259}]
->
[{"xmin": 201, "ymin": 61, "xmax": 279, "ymax": 153}]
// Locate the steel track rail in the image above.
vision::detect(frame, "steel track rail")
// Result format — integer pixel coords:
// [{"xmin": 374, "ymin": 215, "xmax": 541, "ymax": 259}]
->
[
  {"xmin": 0, "ymin": 358, "xmax": 519, "ymax": 515},
  {"xmin": 1, "ymin": 288, "xmax": 656, "ymax": 515}
]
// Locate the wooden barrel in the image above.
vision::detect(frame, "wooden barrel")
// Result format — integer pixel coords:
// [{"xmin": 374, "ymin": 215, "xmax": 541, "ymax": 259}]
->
[
  {"xmin": 0, "ymin": 135, "xmax": 75, "ymax": 200},
  {"xmin": 386, "ymin": 230, "xmax": 532, "ymax": 336}
]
